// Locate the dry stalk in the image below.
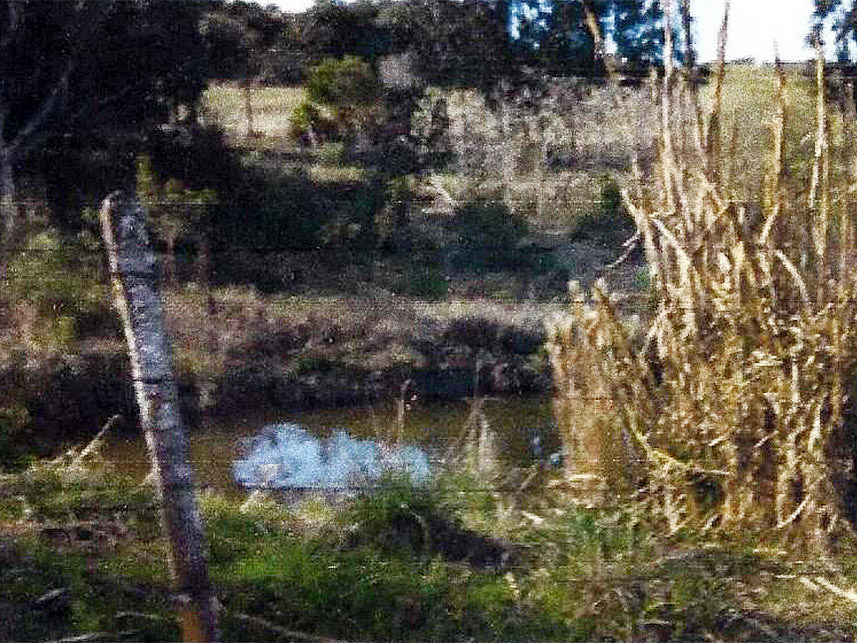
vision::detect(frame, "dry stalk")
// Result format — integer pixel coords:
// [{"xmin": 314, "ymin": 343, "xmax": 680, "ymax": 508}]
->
[{"xmin": 548, "ymin": 7, "xmax": 857, "ymax": 549}]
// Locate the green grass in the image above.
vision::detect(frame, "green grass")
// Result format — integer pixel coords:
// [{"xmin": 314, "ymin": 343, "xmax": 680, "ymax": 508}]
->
[
  {"xmin": 5, "ymin": 455, "xmax": 857, "ymax": 641},
  {"xmin": 202, "ymin": 83, "xmax": 306, "ymax": 141}
]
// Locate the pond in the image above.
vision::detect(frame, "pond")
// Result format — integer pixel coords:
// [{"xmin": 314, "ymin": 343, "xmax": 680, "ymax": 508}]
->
[{"xmin": 101, "ymin": 394, "xmax": 558, "ymax": 497}]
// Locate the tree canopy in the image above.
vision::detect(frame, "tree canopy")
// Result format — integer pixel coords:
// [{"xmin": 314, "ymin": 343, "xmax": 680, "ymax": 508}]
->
[
  {"xmin": 1, "ymin": 0, "xmax": 207, "ymax": 149},
  {"xmin": 202, "ymin": 0, "xmax": 671, "ymax": 89},
  {"xmin": 0, "ymin": 0, "xmax": 211, "ymax": 237},
  {"xmin": 814, "ymin": 0, "xmax": 857, "ymax": 59}
]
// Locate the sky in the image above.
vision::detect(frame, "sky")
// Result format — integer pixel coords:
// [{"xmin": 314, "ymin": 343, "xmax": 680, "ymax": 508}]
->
[{"xmin": 264, "ymin": 0, "xmax": 833, "ymax": 63}]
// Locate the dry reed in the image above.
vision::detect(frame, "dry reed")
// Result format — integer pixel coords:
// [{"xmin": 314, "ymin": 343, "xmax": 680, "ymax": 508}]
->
[{"xmin": 548, "ymin": 2, "xmax": 857, "ymax": 550}]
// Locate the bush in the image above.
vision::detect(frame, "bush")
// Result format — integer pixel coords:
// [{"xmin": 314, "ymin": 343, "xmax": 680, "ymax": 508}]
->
[
  {"xmin": 376, "ymin": 175, "xmax": 416, "ymax": 253},
  {"xmin": 305, "ymin": 56, "xmax": 379, "ymax": 111},
  {"xmin": 144, "ymin": 123, "xmax": 237, "ymax": 193},
  {"xmin": 316, "ymin": 141, "xmax": 347, "ymax": 165},
  {"xmin": 6, "ymin": 227, "xmax": 110, "ymax": 346},
  {"xmin": 288, "ymin": 99, "xmax": 339, "ymax": 146},
  {"xmin": 303, "ymin": 56, "xmax": 383, "ymax": 144},
  {"xmin": 396, "ymin": 265, "xmax": 448, "ymax": 299},
  {"xmin": 0, "ymin": 404, "xmax": 33, "ymax": 471},
  {"xmin": 569, "ymin": 174, "xmax": 634, "ymax": 246},
  {"xmin": 449, "ymin": 200, "xmax": 529, "ymax": 272}
]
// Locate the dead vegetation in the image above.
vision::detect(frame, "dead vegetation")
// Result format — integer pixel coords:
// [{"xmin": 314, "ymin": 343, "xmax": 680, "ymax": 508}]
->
[{"xmin": 548, "ymin": 3, "xmax": 857, "ymax": 551}]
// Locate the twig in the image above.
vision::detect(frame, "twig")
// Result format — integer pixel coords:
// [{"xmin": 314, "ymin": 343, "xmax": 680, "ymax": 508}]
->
[
  {"xmin": 231, "ymin": 613, "xmax": 369, "ymax": 643},
  {"xmin": 70, "ymin": 414, "xmax": 122, "ymax": 468},
  {"xmin": 597, "ymin": 232, "xmax": 640, "ymax": 273}
]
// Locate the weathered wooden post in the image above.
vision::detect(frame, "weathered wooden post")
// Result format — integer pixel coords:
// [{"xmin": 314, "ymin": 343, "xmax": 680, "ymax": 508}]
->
[
  {"xmin": 100, "ymin": 191, "xmax": 220, "ymax": 642},
  {"xmin": 242, "ymin": 79, "xmax": 256, "ymax": 138}
]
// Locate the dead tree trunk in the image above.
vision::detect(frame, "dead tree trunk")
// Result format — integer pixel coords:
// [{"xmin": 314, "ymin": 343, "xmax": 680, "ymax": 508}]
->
[
  {"xmin": 498, "ymin": 84, "xmax": 515, "ymax": 213},
  {"xmin": 100, "ymin": 192, "xmax": 220, "ymax": 643},
  {"xmin": 242, "ymin": 81, "xmax": 255, "ymax": 138}
]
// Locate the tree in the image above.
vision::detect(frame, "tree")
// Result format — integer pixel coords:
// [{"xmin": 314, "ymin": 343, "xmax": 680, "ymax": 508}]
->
[
  {"xmin": 201, "ymin": 1, "xmax": 295, "ymax": 81},
  {"xmin": 813, "ymin": 1, "xmax": 850, "ymax": 56},
  {"xmin": 299, "ymin": 0, "xmax": 388, "ymax": 65},
  {"xmin": 0, "ymin": 0, "xmax": 208, "ymax": 247},
  {"xmin": 613, "ymin": 0, "xmax": 670, "ymax": 73},
  {"xmin": 378, "ymin": 0, "xmax": 514, "ymax": 91}
]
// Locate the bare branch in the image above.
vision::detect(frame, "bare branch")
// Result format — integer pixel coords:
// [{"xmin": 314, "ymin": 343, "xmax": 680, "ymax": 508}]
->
[
  {"xmin": 7, "ymin": 0, "xmax": 110, "ymax": 158},
  {"xmin": 8, "ymin": 57, "xmax": 76, "ymax": 157}
]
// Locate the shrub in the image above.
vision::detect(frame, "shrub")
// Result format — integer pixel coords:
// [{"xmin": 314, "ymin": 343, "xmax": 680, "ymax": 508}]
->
[
  {"xmin": 144, "ymin": 123, "xmax": 236, "ymax": 193},
  {"xmin": 569, "ymin": 174, "xmax": 634, "ymax": 246},
  {"xmin": 305, "ymin": 56, "xmax": 379, "ymax": 112},
  {"xmin": 395, "ymin": 265, "xmax": 448, "ymax": 299},
  {"xmin": 0, "ymin": 404, "xmax": 33, "ymax": 471},
  {"xmin": 288, "ymin": 99, "xmax": 339, "ymax": 146},
  {"xmin": 449, "ymin": 200, "xmax": 529, "ymax": 272},
  {"xmin": 316, "ymin": 141, "xmax": 347, "ymax": 165},
  {"xmin": 6, "ymin": 227, "xmax": 110, "ymax": 347},
  {"xmin": 376, "ymin": 175, "xmax": 416, "ymax": 253},
  {"xmin": 136, "ymin": 154, "xmax": 219, "ymax": 286},
  {"xmin": 303, "ymin": 56, "xmax": 383, "ymax": 143}
]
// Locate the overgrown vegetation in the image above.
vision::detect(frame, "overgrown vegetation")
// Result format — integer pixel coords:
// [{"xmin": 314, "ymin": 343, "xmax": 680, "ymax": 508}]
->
[
  {"xmin": 548, "ymin": 9, "xmax": 857, "ymax": 551},
  {"xmin": 10, "ymin": 1, "xmax": 857, "ymax": 640},
  {"xmin": 5, "ymin": 422, "xmax": 857, "ymax": 642}
]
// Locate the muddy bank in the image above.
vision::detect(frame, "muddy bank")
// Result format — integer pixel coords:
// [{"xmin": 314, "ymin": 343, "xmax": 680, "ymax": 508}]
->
[{"xmin": 3, "ymin": 291, "xmax": 556, "ymax": 443}]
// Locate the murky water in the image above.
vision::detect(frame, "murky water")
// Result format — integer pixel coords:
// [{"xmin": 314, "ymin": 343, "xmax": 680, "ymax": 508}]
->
[{"xmin": 102, "ymin": 394, "xmax": 558, "ymax": 497}]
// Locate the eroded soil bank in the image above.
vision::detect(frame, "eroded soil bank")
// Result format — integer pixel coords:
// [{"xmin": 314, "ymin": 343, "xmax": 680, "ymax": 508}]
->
[{"xmin": 1, "ymin": 289, "xmax": 562, "ymax": 444}]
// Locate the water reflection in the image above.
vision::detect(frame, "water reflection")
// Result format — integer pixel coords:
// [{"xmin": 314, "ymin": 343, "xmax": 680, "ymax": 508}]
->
[
  {"xmin": 232, "ymin": 423, "xmax": 431, "ymax": 490},
  {"xmin": 102, "ymin": 395, "xmax": 556, "ymax": 496}
]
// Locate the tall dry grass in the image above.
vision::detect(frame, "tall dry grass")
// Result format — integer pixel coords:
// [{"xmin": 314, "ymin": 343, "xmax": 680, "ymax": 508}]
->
[{"xmin": 547, "ymin": 3, "xmax": 857, "ymax": 550}]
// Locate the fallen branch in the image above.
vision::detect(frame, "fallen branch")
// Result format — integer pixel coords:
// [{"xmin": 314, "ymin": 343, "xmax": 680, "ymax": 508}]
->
[
  {"xmin": 812, "ymin": 576, "xmax": 857, "ymax": 605},
  {"xmin": 115, "ymin": 610, "xmax": 172, "ymax": 623},
  {"xmin": 231, "ymin": 613, "xmax": 369, "ymax": 643},
  {"xmin": 45, "ymin": 634, "xmax": 112, "ymax": 643},
  {"xmin": 70, "ymin": 414, "xmax": 122, "ymax": 468}
]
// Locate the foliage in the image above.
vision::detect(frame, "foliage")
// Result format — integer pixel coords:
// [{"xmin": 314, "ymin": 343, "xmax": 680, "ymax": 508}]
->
[
  {"xmin": 379, "ymin": 0, "xmax": 513, "ymax": 91},
  {"xmin": 299, "ymin": 0, "xmax": 387, "ymax": 65},
  {"xmin": 0, "ymin": 0, "xmax": 213, "ymax": 238},
  {"xmin": 375, "ymin": 174, "xmax": 415, "ymax": 252},
  {"xmin": 201, "ymin": 1, "xmax": 303, "ymax": 83},
  {"xmin": 136, "ymin": 154, "xmax": 218, "ymax": 284},
  {"xmin": 144, "ymin": 123, "xmax": 238, "ymax": 195},
  {"xmin": 287, "ymin": 99, "xmax": 338, "ymax": 145},
  {"xmin": 413, "ymin": 88, "xmax": 453, "ymax": 170},
  {"xmin": 207, "ymin": 0, "xmax": 671, "ymax": 93},
  {"xmin": 6, "ymin": 443, "xmax": 857, "ymax": 641},
  {"xmin": 6, "ymin": 227, "xmax": 108, "ymax": 347},
  {"xmin": 306, "ymin": 56, "xmax": 379, "ymax": 108},
  {"xmin": 0, "ymin": 0, "xmax": 207, "ymax": 144},
  {"xmin": 569, "ymin": 174, "xmax": 634, "ymax": 245},
  {"xmin": 450, "ymin": 200, "xmax": 530, "ymax": 272},
  {"xmin": 813, "ymin": 0, "xmax": 857, "ymax": 60},
  {"xmin": 547, "ymin": 30, "xmax": 857, "ymax": 550}
]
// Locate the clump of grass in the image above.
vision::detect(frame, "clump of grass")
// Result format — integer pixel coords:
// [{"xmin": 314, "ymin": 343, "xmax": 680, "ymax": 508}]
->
[{"xmin": 548, "ymin": 4, "xmax": 857, "ymax": 551}]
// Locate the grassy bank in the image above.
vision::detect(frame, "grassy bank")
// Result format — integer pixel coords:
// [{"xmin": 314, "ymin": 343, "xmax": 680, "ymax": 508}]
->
[{"xmin": 3, "ymin": 449, "xmax": 857, "ymax": 642}]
